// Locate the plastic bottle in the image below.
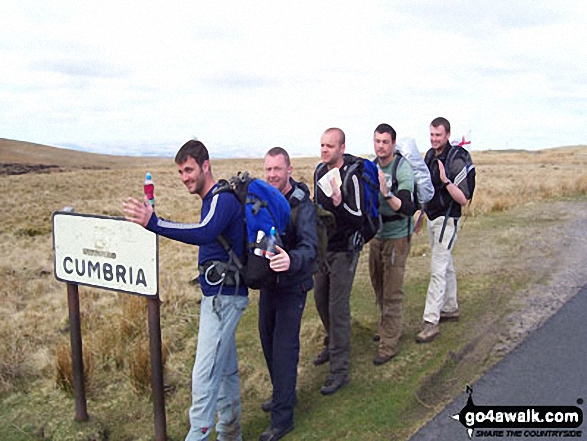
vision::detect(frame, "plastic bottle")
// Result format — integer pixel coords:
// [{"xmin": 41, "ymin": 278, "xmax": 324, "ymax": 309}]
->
[
  {"xmin": 144, "ymin": 172, "xmax": 155, "ymax": 207},
  {"xmin": 265, "ymin": 226, "xmax": 277, "ymax": 259}
]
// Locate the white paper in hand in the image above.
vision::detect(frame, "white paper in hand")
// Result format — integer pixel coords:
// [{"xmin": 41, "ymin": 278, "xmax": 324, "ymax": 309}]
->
[{"xmin": 318, "ymin": 167, "xmax": 342, "ymax": 197}]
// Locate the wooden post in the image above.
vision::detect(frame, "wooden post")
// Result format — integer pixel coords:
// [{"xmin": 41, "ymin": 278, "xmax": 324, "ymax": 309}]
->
[
  {"xmin": 67, "ymin": 282, "xmax": 89, "ymax": 421},
  {"xmin": 147, "ymin": 296, "xmax": 167, "ymax": 440}
]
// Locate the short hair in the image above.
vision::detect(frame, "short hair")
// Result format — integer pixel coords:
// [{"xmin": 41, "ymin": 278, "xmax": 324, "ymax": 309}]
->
[
  {"xmin": 175, "ymin": 140, "xmax": 209, "ymax": 167},
  {"xmin": 430, "ymin": 117, "xmax": 451, "ymax": 134},
  {"xmin": 266, "ymin": 147, "xmax": 291, "ymax": 166},
  {"xmin": 324, "ymin": 127, "xmax": 345, "ymax": 145},
  {"xmin": 374, "ymin": 123, "xmax": 397, "ymax": 141}
]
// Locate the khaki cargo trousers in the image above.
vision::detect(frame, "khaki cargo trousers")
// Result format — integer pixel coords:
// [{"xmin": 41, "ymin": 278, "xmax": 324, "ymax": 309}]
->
[{"xmin": 369, "ymin": 236, "xmax": 411, "ymax": 358}]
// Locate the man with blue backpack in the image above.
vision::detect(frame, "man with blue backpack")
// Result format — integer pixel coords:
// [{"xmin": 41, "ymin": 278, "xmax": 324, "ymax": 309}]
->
[
  {"xmin": 313, "ymin": 127, "xmax": 369, "ymax": 396},
  {"xmin": 123, "ymin": 140, "xmax": 249, "ymax": 441},
  {"xmin": 415, "ymin": 117, "xmax": 476, "ymax": 343},
  {"xmin": 369, "ymin": 123, "xmax": 415, "ymax": 365},
  {"xmin": 257, "ymin": 147, "xmax": 317, "ymax": 441}
]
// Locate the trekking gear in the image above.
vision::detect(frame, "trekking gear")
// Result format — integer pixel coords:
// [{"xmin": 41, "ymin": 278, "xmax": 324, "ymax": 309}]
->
[
  {"xmin": 373, "ymin": 352, "xmax": 396, "ymax": 366},
  {"xmin": 320, "ymin": 374, "xmax": 349, "ymax": 395},
  {"xmin": 426, "ymin": 143, "xmax": 476, "ymax": 249},
  {"xmin": 343, "ymin": 155, "xmax": 381, "ymax": 245},
  {"xmin": 259, "ymin": 424, "xmax": 294, "ymax": 441},
  {"xmin": 314, "ymin": 155, "xmax": 380, "ymax": 249},
  {"xmin": 444, "ymin": 144, "xmax": 475, "ymax": 202},
  {"xmin": 416, "ymin": 321, "xmax": 440, "ymax": 343},
  {"xmin": 377, "ymin": 138, "xmax": 433, "ymax": 241},
  {"xmin": 393, "ymin": 137, "xmax": 434, "ymax": 212},
  {"xmin": 313, "ymin": 348, "xmax": 330, "ymax": 366},
  {"xmin": 440, "ymin": 144, "xmax": 475, "ymax": 248},
  {"xmin": 213, "ymin": 172, "xmax": 291, "ymax": 290},
  {"xmin": 381, "ymin": 137, "xmax": 434, "ymax": 217},
  {"xmin": 439, "ymin": 308, "xmax": 460, "ymax": 322}
]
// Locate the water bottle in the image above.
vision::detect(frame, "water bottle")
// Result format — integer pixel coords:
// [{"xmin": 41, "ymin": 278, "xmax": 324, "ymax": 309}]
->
[
  {"xmin": 264, "ymin": 226, "xmax": 278, "ymax": 259},
  {"xmin": 144, "ymin": 172, "xmax": 155, "ymax": 208}
]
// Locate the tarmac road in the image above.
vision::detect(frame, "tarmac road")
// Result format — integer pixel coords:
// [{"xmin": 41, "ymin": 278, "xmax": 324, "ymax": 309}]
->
[{"xmin": 409, "ymin": 285, "xmax": 587, "ymax": 441}]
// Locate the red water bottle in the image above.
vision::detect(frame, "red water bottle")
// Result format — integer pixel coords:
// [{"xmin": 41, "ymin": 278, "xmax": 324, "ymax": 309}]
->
[{"xmin": 144, "ymin": 172, "xmax": 155, "ymax": 207}]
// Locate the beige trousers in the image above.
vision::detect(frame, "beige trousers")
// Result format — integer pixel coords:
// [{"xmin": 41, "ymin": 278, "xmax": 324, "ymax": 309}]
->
[{"xmin": 423, "ymin": 216, "xmax": 459, "ymax": 325}]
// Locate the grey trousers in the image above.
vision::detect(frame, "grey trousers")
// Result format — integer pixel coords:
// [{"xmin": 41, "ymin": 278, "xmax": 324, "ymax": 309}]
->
[{"xmin": 314, "ymin": 250, "xmax": 360, "ymax": 378}]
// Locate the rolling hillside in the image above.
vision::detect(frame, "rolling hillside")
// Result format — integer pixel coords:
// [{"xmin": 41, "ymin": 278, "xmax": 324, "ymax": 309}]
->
[{"xmin": 0, "ymin": 138, "xmax": 168, "ymax": 172}]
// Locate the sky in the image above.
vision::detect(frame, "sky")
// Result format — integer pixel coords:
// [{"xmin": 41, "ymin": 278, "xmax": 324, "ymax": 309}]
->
[{"xmin": 1, "ymin": 1, "xmax": 586, "ymax": 158}]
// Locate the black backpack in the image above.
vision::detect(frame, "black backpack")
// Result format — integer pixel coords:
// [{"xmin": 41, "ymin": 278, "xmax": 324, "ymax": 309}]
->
[
  {"xmin": 315, "ymin": 155, "xmax": 380, "ymax": 248},
  {"xmin": 445, "ymin": 146, "xmax": 476, "ymax": 202},
  {"xmin": 425, "ymin": 145, "xmax": 476, "ymax": 249}
]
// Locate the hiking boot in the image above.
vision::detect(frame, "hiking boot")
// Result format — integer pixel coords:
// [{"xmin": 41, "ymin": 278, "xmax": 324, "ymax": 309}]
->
[
  {"xmin": 373, "ymin": 352, "xmax": 396, "ymax": 366},
  {"xmin": 259, "ymin": 424, "xmax": 294, "ymax": 441},
  {"xmin": 320, "ymin": 375, "xmax": 349, "ymax": 395},
  {"xmin": 261, "ymin": 398, "xmax": 273, "ymax": 412},
  {"xmin": 416, "ymin": 321, "xmax": 439, "ymax": 343},
  {"xmin": 373, "ymin": 333, "xmax": 380, "ymax": 342},
  {"xmin": 313, "ymin": 348, "xmax": 330, "ymax": 366},
  {"xmin": 440, "ymin": 308, "xmax": 460, "ymax": 322}
]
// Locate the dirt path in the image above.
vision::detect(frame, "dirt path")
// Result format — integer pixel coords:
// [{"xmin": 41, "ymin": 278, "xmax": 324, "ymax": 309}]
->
[{"xmin": 491, "ymin": 198, "xmax": 587, "ymax": 357}]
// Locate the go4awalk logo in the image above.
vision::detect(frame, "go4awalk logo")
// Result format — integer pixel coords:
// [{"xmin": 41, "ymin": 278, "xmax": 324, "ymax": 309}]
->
[{"xmin": 451, "ymin": 386, "xmax": 583, "ymax": 438}]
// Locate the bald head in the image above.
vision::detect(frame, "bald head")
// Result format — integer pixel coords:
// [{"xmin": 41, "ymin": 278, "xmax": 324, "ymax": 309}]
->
[
  {"xmin": 320, "ymin": 127, "xmax": 346, "ymax": 169},
  {"xmin": 323, "ymin": 127, "xmax": 345, "ymax": 145}
]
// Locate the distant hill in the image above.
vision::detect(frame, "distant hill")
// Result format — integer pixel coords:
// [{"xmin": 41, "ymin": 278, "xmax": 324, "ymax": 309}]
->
[{"xmin": 0, "ymin": 138, "xmax": 168, "ymax": 170}]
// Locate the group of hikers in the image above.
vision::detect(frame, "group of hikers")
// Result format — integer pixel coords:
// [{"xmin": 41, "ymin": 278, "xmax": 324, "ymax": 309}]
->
[{"xmin": 122, "ymin": 116, "xmax": 476, "ymax": 441}]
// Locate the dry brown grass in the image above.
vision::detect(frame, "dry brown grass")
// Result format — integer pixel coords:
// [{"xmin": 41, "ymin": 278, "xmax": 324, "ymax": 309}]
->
[
  {"xmin": 468, "ymin": 147, "xmax": 587, "ymax": 215},
  {"xmin": 54, "ymin": 339, "xmax": 94, "ymax": 394},
  {"xmin": 1, "ymin": 140, "xmax": 587, "ymax": 439}
]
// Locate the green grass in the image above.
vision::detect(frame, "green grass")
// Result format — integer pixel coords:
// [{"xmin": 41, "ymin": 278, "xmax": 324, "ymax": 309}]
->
[{"xmin": 1, "ymin": 197, "xmax": 584, "ymax": 440}]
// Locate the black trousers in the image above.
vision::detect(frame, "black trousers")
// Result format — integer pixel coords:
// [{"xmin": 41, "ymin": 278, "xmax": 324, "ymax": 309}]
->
[{"xmin": 258, "ymin": 285, "xmax": 307, "ymax": 428}]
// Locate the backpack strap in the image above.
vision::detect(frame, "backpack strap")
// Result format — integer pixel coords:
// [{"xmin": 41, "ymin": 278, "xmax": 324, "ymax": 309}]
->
[
  {"xmin": 343, "ymin": 157, "xmax": 370, "ymax": 250},
  {"xmin": 314, "ymin": 162, "xmax": 327, "ymax": 203},
  {"xmin": 438, "ymin": 145, "xmax": 472, "ymax": 247},
  {"xmin": 439, "ymin": 201, "xmax": 453, "ymax": 244},
  {"xmin": 215, "ymin": 234, "xmax": 244, "ymax": 294},
  {"xmin": 212, "ymin": 180, "xmax": 246, "ymax": 292},
  {"xmin": 382, "ymin": 154, "xmax": 414, "ymax": 242},
  {"xmin": 342, "ymin": 157, "xmax": 360, "ymax": 192},
  {"xmin": 444, "ymin": 145, "xmax": 460, "ymax": 182},
  {"xmin": 212, "ymin": 179, "xmax": 231, "ymax": 196},
  {"xmin": 389, "ymin": 154, "xmax": 404, "ymax": 193},
  {"xmin": 438, "ymin": 211, "xmax": 458, "ymax": 250}
]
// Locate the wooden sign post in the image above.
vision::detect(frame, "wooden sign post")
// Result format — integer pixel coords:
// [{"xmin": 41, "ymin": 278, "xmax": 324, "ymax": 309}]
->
[{"xmin": 52, "ymin": 211, "xmax": 166, "ymax": 440}]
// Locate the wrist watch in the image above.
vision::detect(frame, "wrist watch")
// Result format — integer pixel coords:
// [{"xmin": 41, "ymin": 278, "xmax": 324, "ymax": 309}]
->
[
  {"xmin": 384, "ymin": 191, "xmax": 394, "ymax": 200},
  {"xmin": 443, "ymin": 180, "xmax": 451, "ymax": 188}
]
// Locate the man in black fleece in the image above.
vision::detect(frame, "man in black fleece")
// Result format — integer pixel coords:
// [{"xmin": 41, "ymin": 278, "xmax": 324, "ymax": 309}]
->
[
  {"xmin": 258, "ymin": 147, "xmax": 317, "ymax": 441},
  {"xmin": 313, "ymin": 128, "xmax": 364, "ymax": 396}
]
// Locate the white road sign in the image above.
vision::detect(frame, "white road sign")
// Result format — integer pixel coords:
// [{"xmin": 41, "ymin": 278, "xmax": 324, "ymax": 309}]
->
[{"xmin": 53, "ymin": 212, "xmax": 158, "ymax": 296}]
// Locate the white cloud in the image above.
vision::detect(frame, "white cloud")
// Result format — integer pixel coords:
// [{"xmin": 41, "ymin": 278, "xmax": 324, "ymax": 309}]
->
[{"xmin": 0, "ymin": 0, "xmax": 586, "ymax": 158}]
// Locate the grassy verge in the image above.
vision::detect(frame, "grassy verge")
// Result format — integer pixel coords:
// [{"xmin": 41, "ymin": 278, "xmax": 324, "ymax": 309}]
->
[{"xmin": 2, "ymin": 195, "xmax": 584, "ymax": 440}]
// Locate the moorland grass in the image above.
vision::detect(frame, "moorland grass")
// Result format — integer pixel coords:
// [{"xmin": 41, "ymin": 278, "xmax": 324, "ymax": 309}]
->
[{"xmin": 1, "ymin": 143, "xmax": 587, "ymax": 440}]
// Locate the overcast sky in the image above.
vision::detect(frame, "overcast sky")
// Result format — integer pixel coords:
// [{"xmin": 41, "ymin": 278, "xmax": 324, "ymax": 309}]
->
[{"xmin": 1, "ymin": 1, "xmax": 586, "ymax": 158}]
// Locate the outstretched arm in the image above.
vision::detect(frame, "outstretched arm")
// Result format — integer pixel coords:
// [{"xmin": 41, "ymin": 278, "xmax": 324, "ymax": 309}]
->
[{"xmin": 123, "ymin": 192, "xmax": 236, "ymax": 246}]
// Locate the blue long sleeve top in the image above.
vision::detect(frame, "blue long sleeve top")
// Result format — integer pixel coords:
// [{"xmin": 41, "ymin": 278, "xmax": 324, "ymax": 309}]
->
[{"xmin": 145, "ymin": 183, "xmax": 247, "ymax": 296}]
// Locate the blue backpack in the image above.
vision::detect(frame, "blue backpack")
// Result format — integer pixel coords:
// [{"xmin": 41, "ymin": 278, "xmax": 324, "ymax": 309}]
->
[
  {"xmin": 342, "ymin": 154, "xmax": 381, "ymax": 246},
  {"xmin": 214, "ymin": 172, "xmax": 291, "ymax": 289}
]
